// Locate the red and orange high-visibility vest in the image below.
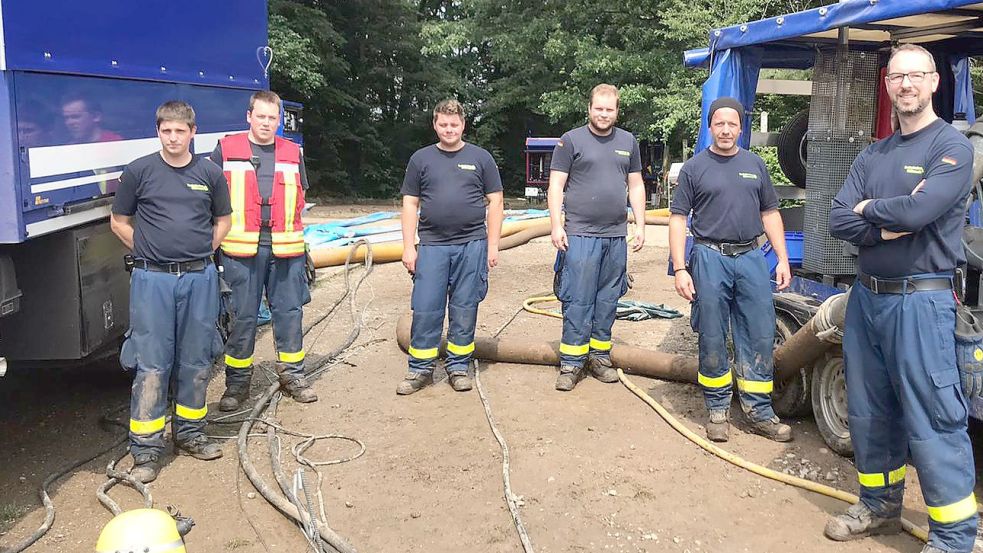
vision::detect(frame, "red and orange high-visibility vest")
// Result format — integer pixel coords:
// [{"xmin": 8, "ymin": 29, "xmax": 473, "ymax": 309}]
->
[{"xmin": 219, "ymin": 133, "xmax": 305, "ymax": 258}]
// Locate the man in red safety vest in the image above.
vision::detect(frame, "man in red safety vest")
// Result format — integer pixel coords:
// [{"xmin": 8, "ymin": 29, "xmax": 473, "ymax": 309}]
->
[{"xmin": 210, "ymin": 90, "xmax": 316, "ymax": 410}]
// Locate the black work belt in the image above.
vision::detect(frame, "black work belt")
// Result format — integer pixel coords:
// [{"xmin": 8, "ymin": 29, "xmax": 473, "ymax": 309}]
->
[
  {"xmin": 859, "ymin": 273, "xmax": 952, "ymax": 295},
  {"xmin": 695, "ymin": 238, "xmax": 756, "ymax": 256},
  {"xmin": 134, "ymin": 257, "xmax": 213, "ymax": 274}
]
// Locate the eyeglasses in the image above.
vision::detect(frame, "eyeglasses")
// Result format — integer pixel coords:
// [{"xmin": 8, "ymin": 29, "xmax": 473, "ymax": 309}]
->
[{"xmin": 885, "ymin": 71, "xmax": 935, "ymax": 85}]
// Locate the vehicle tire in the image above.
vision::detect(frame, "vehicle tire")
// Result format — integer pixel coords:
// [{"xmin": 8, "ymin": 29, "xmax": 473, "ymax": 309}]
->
[
  {"xmin": 771, "ymin": 315, "xmax": 813, "ymax": 418},
  {"xmin": 811, "ymin": 354, "xmax": 853, "ymax": 456},
  {"xmin": 777, "ymin": 109, "xmax": 809, "ymax": 189}
]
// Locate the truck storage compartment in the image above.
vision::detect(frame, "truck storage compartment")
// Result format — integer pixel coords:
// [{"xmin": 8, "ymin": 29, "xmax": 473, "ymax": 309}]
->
[{"xmin": 0, "ymin": 220, "xmax": 128, "ymax": 360}]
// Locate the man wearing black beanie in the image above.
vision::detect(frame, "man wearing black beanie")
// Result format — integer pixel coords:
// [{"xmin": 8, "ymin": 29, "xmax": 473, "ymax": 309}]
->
[{"xmin": 668, "ymin": 96, "xmax": 793, "ymax": 443}]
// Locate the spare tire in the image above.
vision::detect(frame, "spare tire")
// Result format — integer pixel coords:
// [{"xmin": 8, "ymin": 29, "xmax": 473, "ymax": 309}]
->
[{"xmin": 777, "ymin": 109, "xmax": 809, "ymax": 189}]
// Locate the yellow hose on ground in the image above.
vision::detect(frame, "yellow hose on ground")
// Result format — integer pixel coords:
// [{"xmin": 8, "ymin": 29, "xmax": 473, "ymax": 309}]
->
[
  {"xmin": 616, "ymin": 369, "xmax": 929, "ymax": 543},
  {"xmin": 522, "ymin": 295, "xmax": 562, "ymax": 319}
]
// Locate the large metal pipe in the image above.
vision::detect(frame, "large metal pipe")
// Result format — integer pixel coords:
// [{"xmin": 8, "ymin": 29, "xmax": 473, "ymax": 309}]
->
[
  {"xmin": 395, "ymin": 313, "xmax": 699, "ymax": 383},
  {"xmin": 773, "ymin": 292, "xmax": 848, "ymax": 381}
]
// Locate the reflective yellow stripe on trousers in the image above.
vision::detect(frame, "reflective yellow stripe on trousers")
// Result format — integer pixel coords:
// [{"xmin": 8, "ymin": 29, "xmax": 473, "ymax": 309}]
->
[
  {"xmin": 589, "ymin": 338, "xmax": 612, "ymax": 351},
  {"xmin": 736, "ymin": 378, "xmax": 774, "ymax": 394},
  {"xmin": 559, "ymin": 342, "xmax": 589, "ymax": 356},
  {"xmin": 698, "ymin": 370, "xmax": 732, "ymax": 389},
  {"xmin": 408, "ymin": 346, "xmax": 438, "ymax": 360},
  {"xmin": 278, "ymin": 350, "xmax": 305, "ymax": 363},
  {"xmin": 225, "ymin": 355, "xmax": 253, "ymax": 368},
  {"xmin": 175, "ymin": 404, "xmax": 207, "ymax": 420},
  {"xmin": 447, "ymin": 342, "xmax": 475, "ymax": 356},
  {"xmin": 130, "ymin": 416, "xmax": 166, "ymax": 435},
  {"xmin": 927, "ymin": 493, "xmax": 978, "ymax": 524},
  {"xmin": 858, "ymin": 465, "xmax": 906, "ymax": 488}
]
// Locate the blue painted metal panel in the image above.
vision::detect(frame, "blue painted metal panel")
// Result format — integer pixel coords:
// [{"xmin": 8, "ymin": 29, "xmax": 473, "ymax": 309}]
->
[
  {"xmin": 0, "ymin": 72, "xmax": 22, "ymax": 243},
  {"xmin": 705, "ymin": 0, "xmax": 982, "ymax": 54},
  {"xmin": 1, "ymin": 0, "xmax": 269, "ymax": 90},
  {"xmin": 525, "ymin": 137, "xmax": 560, "ymax": 151}
]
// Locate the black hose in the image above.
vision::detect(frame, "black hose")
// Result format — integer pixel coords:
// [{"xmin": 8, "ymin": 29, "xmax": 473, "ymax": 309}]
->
[{"xmin": 235, "ymin": 240, "xmax": 373, "ymax": 553}]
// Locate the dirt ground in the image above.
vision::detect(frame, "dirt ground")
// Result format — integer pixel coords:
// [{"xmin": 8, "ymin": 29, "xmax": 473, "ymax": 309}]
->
[{"xmin": 0, "ymin": 205, "xmax": 971, "ymax": 552}]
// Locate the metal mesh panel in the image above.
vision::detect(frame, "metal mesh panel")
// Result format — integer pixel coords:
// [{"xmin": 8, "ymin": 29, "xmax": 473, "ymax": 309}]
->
[
  {"xmin": 808, "ymin": 48, "xmax": 880, "ymax": 134},
  {"xmin": 802, "ymin": 47, "xmax": 880, "ymax": 276}
]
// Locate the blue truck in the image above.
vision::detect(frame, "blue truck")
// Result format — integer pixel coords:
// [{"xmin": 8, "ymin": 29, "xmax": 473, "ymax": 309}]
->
[
  {"xmin": 0, "ymin": 0, "xmax": 302, "ymax": 369},
  {"xmin": 685, "ymin": 0, "xmax": 983, "ymax": 454}
]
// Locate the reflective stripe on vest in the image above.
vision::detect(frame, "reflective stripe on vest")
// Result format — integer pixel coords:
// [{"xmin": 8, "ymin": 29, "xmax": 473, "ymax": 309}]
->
[{"xmin": 220, "ymin": 133, "xmax": 305, "ymax": 258}]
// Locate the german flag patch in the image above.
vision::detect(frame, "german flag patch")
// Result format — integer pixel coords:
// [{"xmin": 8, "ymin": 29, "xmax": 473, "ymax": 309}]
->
[{"xmin": 941, "ymin": 155, "xmax": 958, "ymax": 166}]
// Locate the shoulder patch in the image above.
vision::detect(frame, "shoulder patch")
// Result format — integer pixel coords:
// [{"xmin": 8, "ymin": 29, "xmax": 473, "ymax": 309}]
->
[
  {"xmin": 458, "ymin": 164, "xmax": 477, "ymax": 171},
  {"xmin": 941, "ymin": 156, "xmax": 958, "ymax": 166},
  {"xmin": 557, "ymin": 140, "xmax": 564, "ymax": 147}
]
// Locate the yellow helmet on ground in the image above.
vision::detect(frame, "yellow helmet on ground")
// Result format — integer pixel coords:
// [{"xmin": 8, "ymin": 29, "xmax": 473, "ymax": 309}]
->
[{"xmin": 95, "ymin": 508, "xmax": 187, "ymax": 553}]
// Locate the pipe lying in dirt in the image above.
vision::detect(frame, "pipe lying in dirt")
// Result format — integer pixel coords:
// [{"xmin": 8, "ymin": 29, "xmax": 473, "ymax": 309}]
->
[
  {"xmin": 773, "ymin": 292, "xmax": 849, "ymax": 382},
  {"xmin": 395, "ymin": 313, "xmax": 699, "ymax": 383}
]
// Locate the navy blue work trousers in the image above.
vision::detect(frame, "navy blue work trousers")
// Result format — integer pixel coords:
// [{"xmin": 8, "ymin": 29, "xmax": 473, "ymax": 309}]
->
[
  {"xmin": 689, "ymin": 244, "xmax": 777, "ymax": 422},
  {"xmin": 844, "ymin": 278, "xmax": 978, "ymax": 552},
  {"xmin": 555, "ymin": 235, "xmax": 628, "ymax": 368},
  {"xmin": 120, "ymin": 264, "xmax": 223, "ymax": 456},
  {"xmin": 408, "ymin": 239, "xmax": 488, "ymax": 375},
  {"xmin": 222, "ymin": 244, "xmax": 311, "ymax": 384}
]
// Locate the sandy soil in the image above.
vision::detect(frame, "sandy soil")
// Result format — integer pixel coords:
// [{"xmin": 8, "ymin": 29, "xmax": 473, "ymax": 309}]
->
[{"xmin": 0, "ymin": 207, "xmax": 966, "ymax": 553}]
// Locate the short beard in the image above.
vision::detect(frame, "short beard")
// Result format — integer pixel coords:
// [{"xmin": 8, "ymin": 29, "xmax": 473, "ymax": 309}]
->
[{"xmin": 894, "ymin": 96, "xmax": 929, "ymax": 116}]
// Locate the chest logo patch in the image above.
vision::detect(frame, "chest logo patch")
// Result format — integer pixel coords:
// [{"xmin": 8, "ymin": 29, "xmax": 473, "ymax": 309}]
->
[
  {"xmin": 904, "ymin": 165, "xmax": 924, "ymax": 175},
  {"xmin": 458, "ymin": 164, "xmax": 476, "ymax": 171},
  {"xmin": 186, "ymin": 183, "xmax": 209, "ymax": 191},
  {"xmin": 614, "ymin": 149, "xmax": 631, "ymax": 157},
  {"xmin": 739, "ymin": 172, "xmax": 758, "ymax": 180}
]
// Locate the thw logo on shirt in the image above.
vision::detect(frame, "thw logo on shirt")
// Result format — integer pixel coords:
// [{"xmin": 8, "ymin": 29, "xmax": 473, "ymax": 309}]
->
[
  {"xmin": 186, "ymin": 183, "xmax": 209, "ymax": 191},
  {"xmin": 614, "ymin": 149, "xmax": 631, "ymax": 157},
  {"xmin": 739, "ymin": 172, "xmax": 758, "ymax": 180},
  {"xmin": 458, "ymin": 164, "xmax": 477, "ymax": 171}
]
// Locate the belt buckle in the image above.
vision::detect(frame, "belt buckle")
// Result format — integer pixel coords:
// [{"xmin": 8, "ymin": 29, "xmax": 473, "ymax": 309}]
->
[
  {"xmin": 721, "ymin": 243, "xmax": 734, "ymax": 256},
  {"xmin": 869, "ymin": 276, "xmax": 879, "ymax": 294}
]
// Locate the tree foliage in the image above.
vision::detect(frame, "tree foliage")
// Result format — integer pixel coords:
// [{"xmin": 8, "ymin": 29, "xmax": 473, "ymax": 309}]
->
[{"xmin": 269, "ymin": 0, "xmax": 829, "ymax": 196}]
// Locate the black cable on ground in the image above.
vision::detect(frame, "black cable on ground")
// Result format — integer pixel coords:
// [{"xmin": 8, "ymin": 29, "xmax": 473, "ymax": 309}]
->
[
  {"xmin": 1, "ymin": 408, "xmax": 130, "ymax": 553},
  {"xmin": 236, "ymin": 240, "xmax": 373, "ymax": 553}
]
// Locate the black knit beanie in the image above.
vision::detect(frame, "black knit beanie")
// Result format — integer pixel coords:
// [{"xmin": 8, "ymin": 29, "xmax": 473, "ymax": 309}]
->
[{"xmin": 707, "ymin": 96, "xmax": 744, "ymax": 125}]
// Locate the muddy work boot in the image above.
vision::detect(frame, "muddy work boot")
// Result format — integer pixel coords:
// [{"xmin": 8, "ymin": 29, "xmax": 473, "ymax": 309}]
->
[
  {"xmin": 824, "ymin": 502, "xmax": 902, "ymax": 541},
  {"xmin": 448, "ymin": 372, "xmax": 473, "ymax": 392},
  {"xmin": 280, "ymin": 376, "xmax": 318, "ymax": 403},
  {"xmin": 587, "ymin": 355, "xmax": 619, "ymax": 383},
  {"xmin": 396, "ymin": 372, "xmax": 433, "ymax": 395},
  {"xmin": 218, "ymin": 382, "xmax": 250, "ymax": 412},
  {"xmin": 706, "ymin": 410, "xmax": 730, "ymax": 442},
  {"xmin": 555, "ymin": 365, "xmax": 585, "ymax": 392},
  {"xmin": 175, "ymin": 435, "xmax": 223, "ymax": 460},
  {"xmin": 129, "ymin": 453, "xmax": 162, "ymax": 484},
  {"xmin": 750, "ymin": 416, "xmax": 793, "ymax": 442}
]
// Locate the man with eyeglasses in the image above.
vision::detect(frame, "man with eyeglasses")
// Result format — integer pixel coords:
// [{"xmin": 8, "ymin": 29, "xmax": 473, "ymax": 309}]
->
[
  {"xmin": 211, "ymin": 90, "xmax": 317, "ymax": 411},
  {"xmin": 827, "ymin": 44, "xmax": 977, "ymax": 553}
]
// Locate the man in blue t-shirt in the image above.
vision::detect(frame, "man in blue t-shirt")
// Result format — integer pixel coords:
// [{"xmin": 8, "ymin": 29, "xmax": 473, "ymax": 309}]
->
[
  {"xmin": 548, "ymin": 83, "xmax": 646, "ymax": 392},
  {"xmin": 669, "ymin": 96, "xmax": 792, "ymax": 443},
  {"xmin": 396, "ymin": 99, "xmax": 504, "ymax": 395},
  {"xmin": 826, "ymin": 45, "xmax": 977, "ymax": 553},
  {"xmin": 111, "ymin": 101, "xmax": 232, "ymax": 483}
]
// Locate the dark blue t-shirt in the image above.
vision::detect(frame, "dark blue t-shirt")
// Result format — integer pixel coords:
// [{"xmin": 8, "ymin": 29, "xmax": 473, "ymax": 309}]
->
[
  {"xmin": 670, "ymin": 148, "xmax": 779, "ymax": 242},
  {"xmin": 112, "ymin": 152, "xmax": 232, "ymax": 263},
  {"xmin": 550, "ymin": 125, "xmax": 642, "ymax": 237},
  {"xmin": 829, "ymin": 118, "xmax": 974, "ymax": 278},
  {"xmin": 400, "ymin": 143, "xmax": 503, "ymax": 246}
]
